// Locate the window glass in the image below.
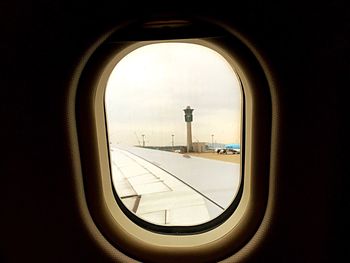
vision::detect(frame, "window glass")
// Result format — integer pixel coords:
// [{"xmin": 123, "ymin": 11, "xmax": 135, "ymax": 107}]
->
[{"xmin": 105, "ymin": 43, "xmax": 242, "ymax": 226}]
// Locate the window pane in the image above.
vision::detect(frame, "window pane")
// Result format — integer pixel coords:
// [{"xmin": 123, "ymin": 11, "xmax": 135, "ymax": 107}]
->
[{"xmin": 105, "ymin": 43, "xmax": 242, "ymax": 226}]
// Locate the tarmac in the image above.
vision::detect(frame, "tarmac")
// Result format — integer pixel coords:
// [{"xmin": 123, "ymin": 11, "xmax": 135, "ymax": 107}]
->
[{"xmin": 188, "ymin": 152, "xmax": 240, "ymax": 164}]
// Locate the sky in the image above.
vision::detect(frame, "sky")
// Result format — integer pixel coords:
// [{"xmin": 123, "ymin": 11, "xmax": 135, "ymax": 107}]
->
[{"xmin": 105, "ymin": 42, "xmax": 242, "ymax": 147}]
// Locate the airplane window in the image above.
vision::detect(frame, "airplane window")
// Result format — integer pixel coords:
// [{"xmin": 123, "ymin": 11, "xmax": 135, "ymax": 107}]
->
[{"xmin": 105, "ymin": 42, "xmax": 242, "ymax": 227}]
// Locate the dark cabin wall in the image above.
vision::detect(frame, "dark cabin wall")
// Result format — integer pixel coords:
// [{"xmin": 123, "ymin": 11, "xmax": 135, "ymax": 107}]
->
[{"xmin": 1, "ymin": 1, "xmax": 348, "ymax": 262}]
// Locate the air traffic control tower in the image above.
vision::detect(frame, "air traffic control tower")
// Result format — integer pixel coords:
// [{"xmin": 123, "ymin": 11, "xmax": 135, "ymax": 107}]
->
[{"xmin": 183, "ymin": 106, "xmax": 194, "ymax": 153}]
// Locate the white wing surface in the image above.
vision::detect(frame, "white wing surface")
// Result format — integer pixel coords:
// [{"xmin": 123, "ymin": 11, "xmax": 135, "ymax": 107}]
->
[{"xmin": 110, "ymin": 144, "xmax": 241, "ymax": 226}]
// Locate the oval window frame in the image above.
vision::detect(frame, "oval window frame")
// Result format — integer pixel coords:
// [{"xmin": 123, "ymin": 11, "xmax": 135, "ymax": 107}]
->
[
  {"xmin": 72, "ymin": 17, "xmax": 273, "ymax": 262},
  {"xmin": 104, "ymin": 41, "xmax": 245, "ymax": 233}
]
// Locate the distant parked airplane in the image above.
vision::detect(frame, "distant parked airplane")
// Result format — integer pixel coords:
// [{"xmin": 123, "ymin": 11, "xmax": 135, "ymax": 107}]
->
[{"xmin": 216, "ymin": 143, "xmax": 240, "ymax": 154}]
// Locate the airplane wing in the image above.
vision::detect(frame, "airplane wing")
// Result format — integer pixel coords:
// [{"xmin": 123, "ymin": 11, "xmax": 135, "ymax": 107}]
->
[{"xmin": 110, "ymin": 144, "xmax": 241, "ymax": 226}]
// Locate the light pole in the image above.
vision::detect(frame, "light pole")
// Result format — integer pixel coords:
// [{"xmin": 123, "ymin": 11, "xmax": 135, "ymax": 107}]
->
[
  {"xmin": 211, "ymin": 134, "xmax": 214, "ymax": 148},
  {"xmin": 171, "ymin": 134, "xmax": 174, "ymax": 149},
  {"xmin": 142, "ymin": 134, "xmax": 145, "ymax": 147}
]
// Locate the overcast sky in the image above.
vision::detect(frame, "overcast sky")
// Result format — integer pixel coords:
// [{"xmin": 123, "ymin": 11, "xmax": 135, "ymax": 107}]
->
[{"xmin": 105, "ymin": 42, "xmax": 242, "ymax": 147}]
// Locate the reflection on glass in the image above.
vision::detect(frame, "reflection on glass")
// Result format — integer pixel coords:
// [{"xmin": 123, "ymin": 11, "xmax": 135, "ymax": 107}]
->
[{"xmin": 105, "ymin": 43, "xmax": 242, "ymax": 226}]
